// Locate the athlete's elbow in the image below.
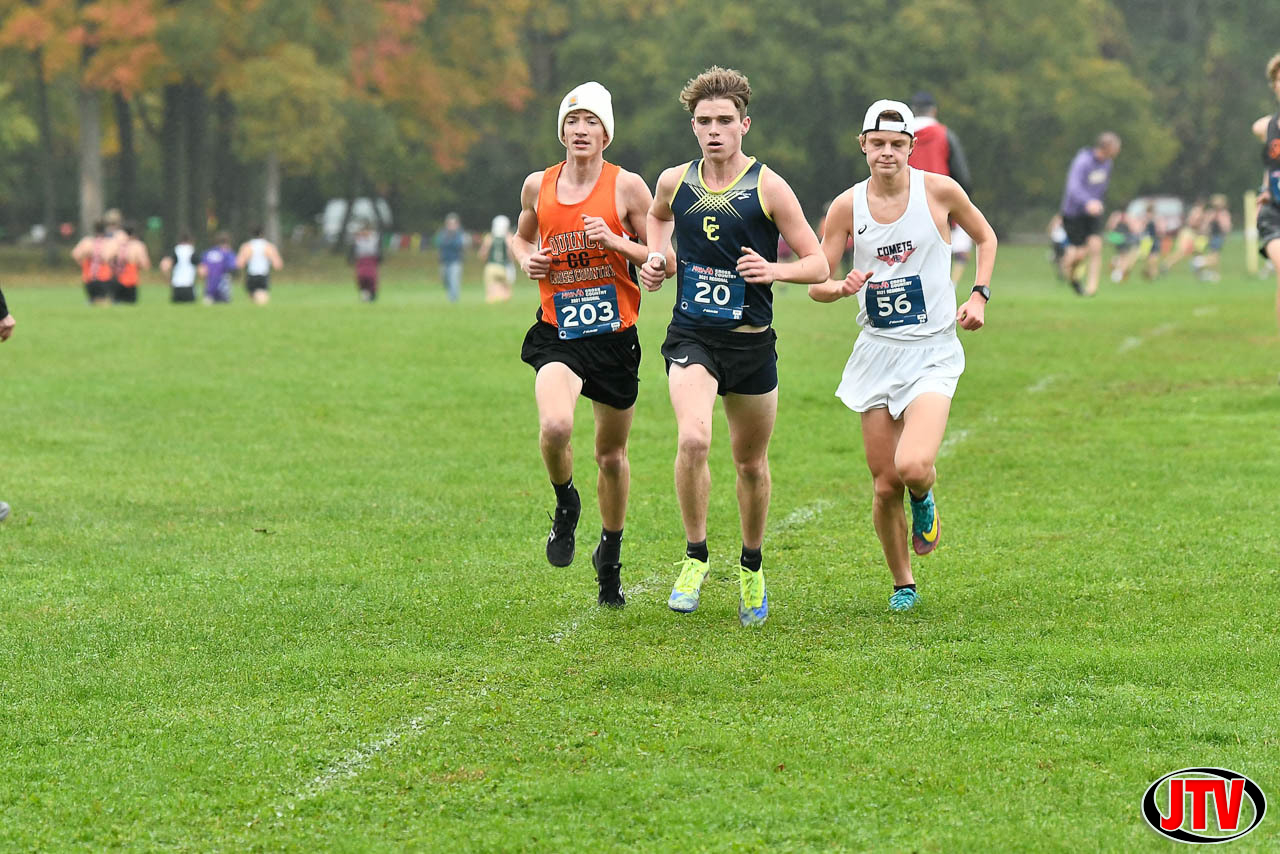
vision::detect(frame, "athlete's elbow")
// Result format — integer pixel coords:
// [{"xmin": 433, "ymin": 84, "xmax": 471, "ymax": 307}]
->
[{"xmin": 803, "ymin": 255, "xmax": 831, "ymax": 284}]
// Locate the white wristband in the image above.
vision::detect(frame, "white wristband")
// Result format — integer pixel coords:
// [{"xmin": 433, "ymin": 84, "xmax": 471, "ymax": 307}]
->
[{"xmin": 646, "ymin": 251, "xmax": 667, "ymax": 268}]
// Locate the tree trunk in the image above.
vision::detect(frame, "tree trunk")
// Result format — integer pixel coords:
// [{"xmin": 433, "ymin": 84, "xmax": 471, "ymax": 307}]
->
[
  {"xmin": 113, "ymin": 93, "xmax": 136, "ymax": 221},
  {"xmin": 161, "ymin": 83, "xmax": 189, "ymax": 248},
  {"xmin": 264, "ymin": 151, "xmax": 281, "ymax": 245},
  {"xmin": 184, "ymin": 82, "xmax": 209, "ymax": 245},
  {"xmin": 77, "ymin": 83, "xmax": 103, "ymax": 235},
  {"xmin": 32, "ymin": 49, "xmax": 58, "ymax": 266},
  {"xmin": 211, "ymin": 91, "xmax": 239, "ymax": 235}
]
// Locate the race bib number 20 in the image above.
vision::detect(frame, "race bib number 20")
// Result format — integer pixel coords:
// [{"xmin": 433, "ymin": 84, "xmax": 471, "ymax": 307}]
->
[
  {"xmin": 679, "ymin": 261, "xmax": 745, "ymax": 320},
  {"xmin": 866, "ymin": 275, "xmax": 927, "ymax": 328},
  {"xmin": 554, "ymin": 284, "xmax": 620, "ymax": 340}
]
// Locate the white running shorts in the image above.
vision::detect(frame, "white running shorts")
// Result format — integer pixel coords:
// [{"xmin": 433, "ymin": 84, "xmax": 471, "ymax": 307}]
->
[
  {"xmin": 835, "ymin": 333, "xmax": 965, "ymax": 419},
  {"xmin": 951, "ymin": 224, "xmax": 973, "ymax": 256}
]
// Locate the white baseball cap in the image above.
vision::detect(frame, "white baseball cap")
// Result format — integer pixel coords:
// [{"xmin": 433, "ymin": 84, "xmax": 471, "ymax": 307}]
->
[
  {"xmin": 861, "ymin": 99, "xmax": 915, "ymax": 137},
  {"xmin": 558, "ymin": 82, "xmax": 614, "ymax": 149}
]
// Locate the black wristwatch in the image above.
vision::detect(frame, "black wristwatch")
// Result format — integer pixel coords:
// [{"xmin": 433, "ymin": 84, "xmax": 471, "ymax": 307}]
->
[{"xmin": 971, "ymin": 285, "xmax": 990, "ymax": 303}]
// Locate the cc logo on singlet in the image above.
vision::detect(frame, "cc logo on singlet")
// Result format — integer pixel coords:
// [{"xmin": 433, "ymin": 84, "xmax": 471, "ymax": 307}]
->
[{"xmin": 703, "ymin": 216, "xmax": 719, "ymax": 242}]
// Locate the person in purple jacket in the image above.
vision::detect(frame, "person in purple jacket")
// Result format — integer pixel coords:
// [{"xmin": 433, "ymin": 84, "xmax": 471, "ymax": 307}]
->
[
  {"xmin": 199, "ymin": 232, "xmax": 238, "ymax": 304},
  {"xmin": 1058, "ymin": 132, "xmax": 1121, "ymax": 296}
]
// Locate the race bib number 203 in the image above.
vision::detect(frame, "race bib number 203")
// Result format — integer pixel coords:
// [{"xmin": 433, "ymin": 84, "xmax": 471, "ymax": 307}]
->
[{"xmin": 554, "ymin": 284, "xmax": 621, "ymax": 340}]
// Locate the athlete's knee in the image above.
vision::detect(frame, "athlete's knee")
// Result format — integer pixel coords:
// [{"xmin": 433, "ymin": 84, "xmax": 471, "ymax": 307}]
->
[
  {"xmin": 894, "ymin": 453, "xmax": 935, "ymax": 487},
  {"xmin": 595, "ymin": 445, "xmax": 628, "ymax": 476},
  {"xmin": 733, "ymin": 454, "xmax": 769, "ymax": 485},
  {"xmin": 872, "ymin": 473, "xmax": 904, "ymax": 504},
  {"xmin": 677, "ymin": 429, "xmax": 711, "ymax": 462},
  {"xmin": 539, "ymin": 415, "xmax": 574, "ymax": 448}
]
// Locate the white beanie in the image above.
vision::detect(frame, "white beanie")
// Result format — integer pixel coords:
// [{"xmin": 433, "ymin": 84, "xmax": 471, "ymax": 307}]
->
[
  {"xmin": 557, "ymin": 82, "xmax": 614, "ymax": 149},
  {"xmin": 491, "ymin": 215, "xmax": 510, "ymax": 238}
]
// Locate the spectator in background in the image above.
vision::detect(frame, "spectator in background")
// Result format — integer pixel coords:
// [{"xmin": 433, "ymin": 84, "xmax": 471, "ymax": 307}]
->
[
  {"xmin": 479, "ymin": 214, "xmax": 514, "ymax": 303},
  {"xmin": 160, "ymin": 233, "xmax": 199, "ymax": 303},
  {"xmin": 1106, "ymin": 208, "xmax": 1141, "ymax": 283},
  {"xmin": 908, "ymin": 91, "xmax": 975, "ymax": 286},
  {"xmin": 1058, "ymin": 132, "xmax": 1122, "ymax": 296},
  {"xmin": 71, "ymin": 220, "xmax": 117, "ymax": 306},
  {"xmin": 112, "ymin": 222, "xmax": 151, "ymax": 304},
  {"xmin": 349, "ymin": 221, "xmax": 383, "ymax": 302},
  {"xmin": 1162, "ymin": 198, "xmax": 1205, "ymax": 274},
  {"xmin": 435, "ymin": 213, "xmax": 466, "ymax": 302},
  {"xmin": 199, "ymin": 232, "xmax": 237, "ymax": 304}
]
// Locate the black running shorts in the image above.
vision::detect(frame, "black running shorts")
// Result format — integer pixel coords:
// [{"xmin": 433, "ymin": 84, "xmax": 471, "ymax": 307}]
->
[
  {"xmin": 112, "ymin": 283, "xmax": 138, "ymax": 304},
  {"xmin": 1062, "ymin": 213, "xmax": 1103, "ymax": 247},
  {"xmin": 521, "ymin": 320, "xmax": 641, "ymax": 411},
  {"xmin": 1259, "ymin": 203, "xmax": 1280, "ymax": 258},
  {"xmin": 246, "ymin": 274, "xmax": 270, "ymax": 293},
  {"xmin": 661, "ymin": 323, "xmax": 778, "ymax": 396}
]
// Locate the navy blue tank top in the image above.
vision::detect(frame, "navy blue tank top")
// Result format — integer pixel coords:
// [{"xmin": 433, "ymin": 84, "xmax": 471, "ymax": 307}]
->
[
  {"xmin": 670, "ymin": 158, "xmax": 780, "ymax": 329},
  {"xmin": 1265, "ymin": 114, "xmax": 1280, "ymax": 207}
]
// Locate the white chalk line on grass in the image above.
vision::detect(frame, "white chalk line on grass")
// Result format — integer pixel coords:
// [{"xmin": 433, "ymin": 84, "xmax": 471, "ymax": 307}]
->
[
  {"xmin": 774, "ymin": 499, "xmax": 833, "ymax": 532},
  {"xmin": 1118, "ymin": 323, "xmax": 1178, "ymax": 354},
  {"xmin": 1026, "ymin": 375, "xmax": 1055, "ymax": 394},
  {"xmin": 270, "ymin": 711, "xmax": 441, "ymax": 819},
  {"xmin": 545, "ymin": 574, "xmax": 663, "ymax": 643},
  {"xmin": 938, "ymin": 428, "xmax": 970, "ymax": 459}
]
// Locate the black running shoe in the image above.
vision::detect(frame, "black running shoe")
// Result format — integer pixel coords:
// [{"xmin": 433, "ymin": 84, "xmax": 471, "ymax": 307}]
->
[
  {"xmin": 592, "ymin": 544, "xmax": 625, "ymax": 608},
  {"xmin": 545, "ymin": 502, "xmax": 580, "ymax": 567},
  {"xmin": 1070, "ymin": 277, "xmax": 1083, "ymax": 295}
]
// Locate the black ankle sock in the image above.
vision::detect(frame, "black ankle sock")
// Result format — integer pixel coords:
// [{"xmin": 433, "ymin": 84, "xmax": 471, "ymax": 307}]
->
[
  {"xmin": 740, "ymin": 546, "xmax": 762, "ymax": 572},
  {"xmin": 894, "ymin": 583, "xmax": 917, "ymax": 593},
  {"xmin": 686, "ymin": 540, "xmax": 709, "ymax": 562},
  {"xmin": 598, "ymin": 528, "xmax": 622, "ymax": 565},
  {"xmin": 552, "ymin": 478, "xmax": 579, "ymax": 509}
]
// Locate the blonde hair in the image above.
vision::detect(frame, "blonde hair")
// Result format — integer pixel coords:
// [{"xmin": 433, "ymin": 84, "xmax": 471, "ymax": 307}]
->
[
  {"xmin": 1268, "ymin": 53, "xmax": 1280, "ymax": 86},
  {"xmin": 679, "ymin": 66, "xmax": 751, "ymax": 117}
]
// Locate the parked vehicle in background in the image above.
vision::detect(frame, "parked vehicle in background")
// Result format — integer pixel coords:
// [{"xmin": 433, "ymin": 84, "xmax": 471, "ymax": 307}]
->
[
  {"xmin": 319, "ymin": 198, "xmax": 393, "ymax": 244},
  {"xmin": 1126, "ymin": 195, "xmax": 1183, "ymax": 234}
]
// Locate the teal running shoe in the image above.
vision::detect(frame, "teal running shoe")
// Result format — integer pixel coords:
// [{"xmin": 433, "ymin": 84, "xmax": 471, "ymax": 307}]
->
[
  {"xmin": 738, "ymin": 566, "xmax": 768, "ymax": 627},
  {"xmin": 889, "ymin": 587, "xmax": 920, "ymax": 612},
  {"xmin": 910, "ymin": 489, "xmax": 940, "ymax": 556},
  {"xmin": 668, "ymin": 556, "xmax": 709, "ymax": 613}
]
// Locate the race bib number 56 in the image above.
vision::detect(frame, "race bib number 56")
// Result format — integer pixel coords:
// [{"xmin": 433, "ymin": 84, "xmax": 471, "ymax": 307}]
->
[
  {"xmin": 866, "ymin": 275, "xmax": 927, "ymax": 328},
  {"xmin": 554, "ymin": 284, "xmax": 621, "ymax": 340}
]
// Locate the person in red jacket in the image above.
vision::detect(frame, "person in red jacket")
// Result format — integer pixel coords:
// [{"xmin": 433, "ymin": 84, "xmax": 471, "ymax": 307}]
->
[{"xmin": 908, "ymin": 92, "xmax": 974, "ymax": 286}]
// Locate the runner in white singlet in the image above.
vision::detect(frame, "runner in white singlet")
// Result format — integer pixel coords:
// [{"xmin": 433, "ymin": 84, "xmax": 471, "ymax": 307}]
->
[{"xmin": 810, "ymin": 99, "xmax": 998, "ymax": 613}]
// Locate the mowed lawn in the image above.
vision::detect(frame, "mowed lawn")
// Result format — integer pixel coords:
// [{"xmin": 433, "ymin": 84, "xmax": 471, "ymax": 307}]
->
[{"xmin": 1, "ymin": 245, "xmax": 1277, "ymax": 852}]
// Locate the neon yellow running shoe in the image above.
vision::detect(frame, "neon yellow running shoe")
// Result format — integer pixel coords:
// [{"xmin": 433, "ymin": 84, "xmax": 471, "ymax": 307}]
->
[
  {"xmin": 738, "ymin": 566, "xmax": 768, "ymax": 627},
  {"xmin": 667, "ymin": 556, "xmax": 709, "ymax": 613}
]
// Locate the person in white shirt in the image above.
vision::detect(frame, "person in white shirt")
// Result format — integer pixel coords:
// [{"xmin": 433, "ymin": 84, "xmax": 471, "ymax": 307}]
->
[
  {"xmin": 809, "ymin": 99, "xmax": 997, "ymax": 612},
  {"xmin": 160, "ymin": 233, "xmax": 199, "ymax": 303},
  {"xmin": 235, "ymin": 227, "xmax": 284, "ymax": 305}
]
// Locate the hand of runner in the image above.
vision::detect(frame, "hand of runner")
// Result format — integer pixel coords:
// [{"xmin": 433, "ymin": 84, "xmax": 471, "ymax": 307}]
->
[
  {"xmin": 956, "ymin": 295, "xmax": 985, "ymax": 330},
  {"xmin": 581, "ymin": 215, "xmax": 617, "ymax": 250},
  {"xmin": 737, "ymin": 246, "xmax": 774, "ymax": 284},
  {"xmin": 522, "ymin": 250, "xmax": 551, "ymax": 279},
  {"xmin": 0, "ymin": 314, "xmax": 15, "ymax": 342},
  {"xmin": 839, "ymin": 269, "xmax": 871, "ymax": 297},
  {"xmin": 639, "ymin": 256, "xmax": 666, "ymax": 292}
]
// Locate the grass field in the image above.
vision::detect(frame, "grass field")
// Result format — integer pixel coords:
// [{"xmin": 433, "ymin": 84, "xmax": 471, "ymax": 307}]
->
[{"xmin": 1, "ymin": 243, "xmax": 1278, "ymax": 851}]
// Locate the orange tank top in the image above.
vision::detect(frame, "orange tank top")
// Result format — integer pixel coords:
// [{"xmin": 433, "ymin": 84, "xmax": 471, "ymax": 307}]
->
[
  {"xmin": 536, "ymin": 161, "xmax": 640, "ymax": 336},
  {"xmin": 81, "ymin": 237, "xmax": 114, "ymax": 283}
]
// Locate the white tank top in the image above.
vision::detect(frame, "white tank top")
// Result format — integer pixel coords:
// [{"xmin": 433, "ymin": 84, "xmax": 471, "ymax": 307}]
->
[
  {"xmin": 172, "ymin": 243, "xmax": 196, "ymax": 287},
  {"xmin": 246, "ymin": 238, "xmax": 271, "ymax": 276},
  {"xmin": 852, "ymin": 167, "xmax": 955, "ymax": 342}
]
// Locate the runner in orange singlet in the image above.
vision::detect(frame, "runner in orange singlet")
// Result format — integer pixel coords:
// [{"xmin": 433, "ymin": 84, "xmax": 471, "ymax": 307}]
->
[
  {"xmin": 70, "ymin": 221, "xmax": 117, "ymax": 306},
  {"xmin": 512, "ymin": 81, "xmax": 666, "ymax": 607}
]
